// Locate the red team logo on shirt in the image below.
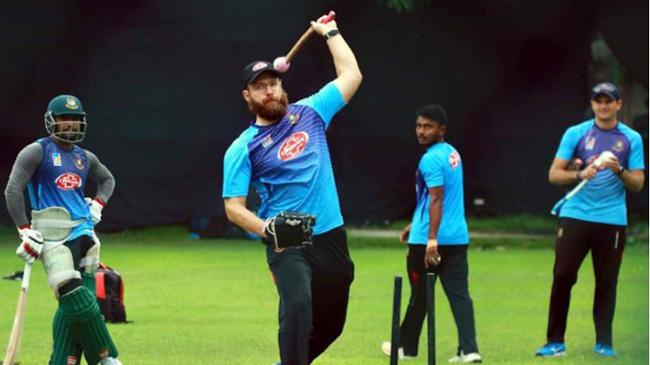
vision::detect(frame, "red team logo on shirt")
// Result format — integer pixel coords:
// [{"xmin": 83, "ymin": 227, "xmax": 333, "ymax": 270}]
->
[
  {"xmin": 449, "ymin": 151, "xmax": 460, "ymax": 168},
  {"xmin": 55, "ymin": 173, "xmax": 82, "ymax": 190},
  {"xmin": 278, "ymin": 132, "xmax": 309, "ymax": 161}
]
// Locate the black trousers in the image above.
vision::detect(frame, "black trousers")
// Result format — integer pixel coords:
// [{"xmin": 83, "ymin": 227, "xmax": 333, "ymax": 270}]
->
[
  {"xmin": 545, "ymin": 218, "xmax": 626, "ymax": 346},
  {"xmin": 399, "ymin": 244, "xmax": 479, "ymax": 356},
  {"xmin": 266, "ymin": 227, "xmax": 354, "ymax": 365}
]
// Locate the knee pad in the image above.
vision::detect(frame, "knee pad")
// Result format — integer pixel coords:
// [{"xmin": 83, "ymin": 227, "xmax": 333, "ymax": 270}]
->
[
  {"xmin": 41, "ymin": 243, "xmax": 81, "ymax": 295},
  {"xmin": 59, "ymin": 286, "xmax": 100, "ymax": 323}
]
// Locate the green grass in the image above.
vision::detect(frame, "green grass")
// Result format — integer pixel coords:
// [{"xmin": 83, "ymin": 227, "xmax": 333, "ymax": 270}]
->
[{"xmin": 0, "ymin": 227, "xmax": 647, "ymax": 365}]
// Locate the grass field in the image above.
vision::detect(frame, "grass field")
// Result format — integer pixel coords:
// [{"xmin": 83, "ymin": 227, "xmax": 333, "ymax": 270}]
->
[{"xmin": 0, "ymin": 226, "xmax": 647, "ymax": 365}]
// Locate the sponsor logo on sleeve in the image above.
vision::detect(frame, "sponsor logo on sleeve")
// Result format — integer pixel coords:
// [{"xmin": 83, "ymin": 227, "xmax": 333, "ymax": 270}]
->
[
  {"xmin": 449, "ymin": 151, "xmax": 460, "ymax": 168},
  {"xmin": 278, "ymin": 131, "xmax": 309, "ymax": 161},
  {"xmin": 55, "ymin": 173, "xmax": 82, "ymax": 190}
]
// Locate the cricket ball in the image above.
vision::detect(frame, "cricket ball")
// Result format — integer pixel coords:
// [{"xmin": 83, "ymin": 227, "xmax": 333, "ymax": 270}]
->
[{"xmin": 273, "ymin": 57, "xmax": 290, "ymax": 73}]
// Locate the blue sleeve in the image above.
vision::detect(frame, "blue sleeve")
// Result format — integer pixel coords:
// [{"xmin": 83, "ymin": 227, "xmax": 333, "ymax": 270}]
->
[
  {"xmin": 295, "ymin": 81, "xmax": 346, "ymax": 128},
  {"xmin": 627, "ymin": 131, "xmax": 645, "ymax": 170},
  {"xmin": 420, "ymin": 152, "xmax": 444, "ymax": 188},
  {"xmin": 555, "ymin": 126, "xmax": 581, "ymax": 160},
  {"xmin": 222, "ymin": 139, "xmax": 252, "ymax": 198}
]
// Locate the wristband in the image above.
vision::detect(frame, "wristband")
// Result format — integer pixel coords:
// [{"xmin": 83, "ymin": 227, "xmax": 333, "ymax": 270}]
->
[{"xmin": 324, "ymin": 29, "xmax": 340, "ymax": 40}]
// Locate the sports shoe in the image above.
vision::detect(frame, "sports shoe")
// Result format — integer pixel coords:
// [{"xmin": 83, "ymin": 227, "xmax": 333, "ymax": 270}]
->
[
  {"xmin": 594, "ymin": 343, "xmax": 617, "ymax": 357},
  {"xmin": 449, "ymin": 351, "xmax": 483, "ymax": 363},
  {"xmin": 381, "ymin": 341, "xmax": 416, "ymax": 359},
  {"xmin": 535, "ymin": 342, "xmax": 566, "ymax": 357},
  {"xmin": 100, "ymin": 358, "xmax": 123, "ymax": 365}
]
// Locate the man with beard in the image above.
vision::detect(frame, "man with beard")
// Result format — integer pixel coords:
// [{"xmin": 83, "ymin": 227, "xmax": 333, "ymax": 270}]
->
[
  {"xmin": 222, "ymin": 15, "xmax": 362, "ymax": 365},
  {"xmin": 381, "ymin": 105, "xmax": 482, "ymax": 363},
  {"xmin": 535, "ymin": 82, "xmax": 645, "ymax": 358}
]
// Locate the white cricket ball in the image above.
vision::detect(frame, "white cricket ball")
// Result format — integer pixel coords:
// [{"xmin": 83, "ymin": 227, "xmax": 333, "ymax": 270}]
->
[
  {"xmin": 595, "ymin": 151, "xmax": 615, "ymax": 167},
  {"xmin": 273, "ymin": 57, "xmax": 290, "ymax": 73}
]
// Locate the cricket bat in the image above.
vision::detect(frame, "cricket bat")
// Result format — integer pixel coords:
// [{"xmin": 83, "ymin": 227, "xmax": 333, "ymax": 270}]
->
[{"xmin": 2, "ymin": 263, "xmax": 32, "ymax": 365}]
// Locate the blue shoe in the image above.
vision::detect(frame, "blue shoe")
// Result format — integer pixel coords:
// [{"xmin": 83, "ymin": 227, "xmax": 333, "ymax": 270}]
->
[
  {"xmin": 535, "ymin": 342, "xmax": 566, "ymax": 357},
  {"xmin": 594, "ymin": 343, "xmax": 617, "ymax": 357}
]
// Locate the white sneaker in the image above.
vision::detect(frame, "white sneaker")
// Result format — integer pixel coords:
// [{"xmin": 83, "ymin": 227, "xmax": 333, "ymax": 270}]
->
[
  {"xmin": 100, "ymin": 357, "xmax": 123, "ymax": 365},
  {"xmin": 381, "ymin": 341, "xmax": 416, "ymax": 359},
  {"xmin": 449, "ymin": 351, "xmax": 482, "ymax": 363}
]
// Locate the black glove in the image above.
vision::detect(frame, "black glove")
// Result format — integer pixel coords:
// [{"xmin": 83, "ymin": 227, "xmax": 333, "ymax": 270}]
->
[{"xmin": 263, "ymin": 211, "xmax": 316, "ymax": 250}]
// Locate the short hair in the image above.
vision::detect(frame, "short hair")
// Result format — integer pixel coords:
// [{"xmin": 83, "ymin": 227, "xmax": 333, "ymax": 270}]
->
[{"xmin": 415, "ymin": 104, "xmax": 447, "ymax": 125}]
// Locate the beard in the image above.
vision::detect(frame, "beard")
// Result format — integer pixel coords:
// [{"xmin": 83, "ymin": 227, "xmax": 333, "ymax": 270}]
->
[{"xmin": 248, "ymin": 92, "xmax": 289, "ymax": 121}]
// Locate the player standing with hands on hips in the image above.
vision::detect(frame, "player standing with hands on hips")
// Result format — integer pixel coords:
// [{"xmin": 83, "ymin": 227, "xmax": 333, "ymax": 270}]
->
[
  {"xmin": 4, "ymin": 95, "xmax": 122, "ymax": 365},
  {"xmin": 381, "ymin": 105, "xmax": 482, "ymax": 363},
  {"xmin": 536, "ymin": 83, "xmax": 645, "ymax": 358},
  {"xmin": 222, "ymin": 13, "xmax": 362, "ymax": 365}
]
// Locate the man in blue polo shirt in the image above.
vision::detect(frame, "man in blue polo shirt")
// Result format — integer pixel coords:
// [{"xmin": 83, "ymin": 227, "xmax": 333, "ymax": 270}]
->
[
  {"xmin": 536, "ymin": 82, "xmax": 645, "ymax": 358},
  {"xmin": 381, "ymin": 105, "xmax": 482, "ymax": 363},
  {"xmin": 222, "ymin": 15, "xmax": 362, "ymax": 365}
]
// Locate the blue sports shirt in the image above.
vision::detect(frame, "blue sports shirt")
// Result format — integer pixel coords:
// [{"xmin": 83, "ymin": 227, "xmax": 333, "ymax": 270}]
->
[
  {"xmin": 408, "ymin": 142, "xmax": 469, "ymax": 245},
  {"xmin": 554, "ymin": 119, "xmax": 645, "ymax": 225},
  {"xmin": 28, "ymin": 138, "xmax": 94, "ymax": 240},
  {"xmin": 222, "ymin": 82, "xmax": 346, "ymax": 235}
]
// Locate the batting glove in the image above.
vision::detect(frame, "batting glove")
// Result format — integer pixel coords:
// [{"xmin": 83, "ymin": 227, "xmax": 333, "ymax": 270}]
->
[
  {"xmin": 16, "ymin": 225, "xmax": 44, "ymax": 264},
  {"xmin": 86, "ymin": 197, "xmax": 105, "ymax": 225}
]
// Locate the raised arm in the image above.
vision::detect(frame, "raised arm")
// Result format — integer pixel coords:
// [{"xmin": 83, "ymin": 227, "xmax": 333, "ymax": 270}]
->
[{"xmin": 310, "ymin": 17, "xmax": 362, "ymax": 103}]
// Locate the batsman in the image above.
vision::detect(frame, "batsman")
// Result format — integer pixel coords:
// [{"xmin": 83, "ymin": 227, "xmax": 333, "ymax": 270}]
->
[
  {"xmin": 4, "ymin": 95, "xmax": 122, "ymax": 365},
  {"xmin": 222, "ymin": 13, "xmax": 362, "ymax": 365}
]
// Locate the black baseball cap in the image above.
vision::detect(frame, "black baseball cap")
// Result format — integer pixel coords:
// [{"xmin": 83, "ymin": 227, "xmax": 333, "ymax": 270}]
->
[
  {"xmin": 591, "ymin": 82, "xmax": 621, "ymax": 101},
  {"xmin": 241, "ymin": 60, "xmax": 281, "ymax": 86}
]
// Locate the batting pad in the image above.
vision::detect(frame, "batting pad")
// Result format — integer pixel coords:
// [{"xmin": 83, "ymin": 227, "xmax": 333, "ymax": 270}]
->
[
  {"xmin": 49, "ymin": 308, "xmax": 82, "ymax": 365},
  {"xmin": 59, "ymin": 286, "xmax": 119, "ymax": 364}
]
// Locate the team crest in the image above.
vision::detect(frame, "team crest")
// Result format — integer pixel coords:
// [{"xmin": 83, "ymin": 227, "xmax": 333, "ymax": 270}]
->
[
  {"xmin": 262, "ymin": 134, "xmax": 273, "ymax": 148},
  {"xmin": 612, "ymin": 140, "xmax": 624, "ymax": 152},
  {"xmin": 585, "ymin": 137, "xmax": 596, "ymax": 150},
  {"xmin": 252, "ymin": 61, "xmax": 268, "ymax": 72},
  {"xmin": 278, "ymin": 131, "xmax": 309, "ymax": 161},
  {"xmin": 74, "ymin": 156, "xmax": 85, "ymax": 169},
  {"xmin": 65, "ymin": 98, "xmax": 79, "ymax": 110},
  {"xmin": 288, "ymin": 114, "xmax": 301, "ymax": 125},
  {"xmin": 52, "ymin": 152, "xmax": 62, "ymax": 166},
  {"xmin": 449, "ymin": 151, "xmax": 460, "ymax": 169}
]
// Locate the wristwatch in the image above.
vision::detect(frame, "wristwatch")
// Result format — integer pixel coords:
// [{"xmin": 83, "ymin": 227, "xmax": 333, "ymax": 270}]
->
[
  {"xmin": 616, "ymin": 165, "xmax": 625, "ymax": 176},
  {"xmin": 324, "ymin": 29, "xmax": 340, "ymax": 40}
]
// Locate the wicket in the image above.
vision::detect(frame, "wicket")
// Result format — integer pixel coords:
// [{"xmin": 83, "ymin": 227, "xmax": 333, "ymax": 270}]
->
[
  {"xmin": 389, "ymin": 272, "xmax": 436, "ymax": 364},
  {"xmin": 390, "ymin": 276, "xmax": 402, "ymax": 365}
]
